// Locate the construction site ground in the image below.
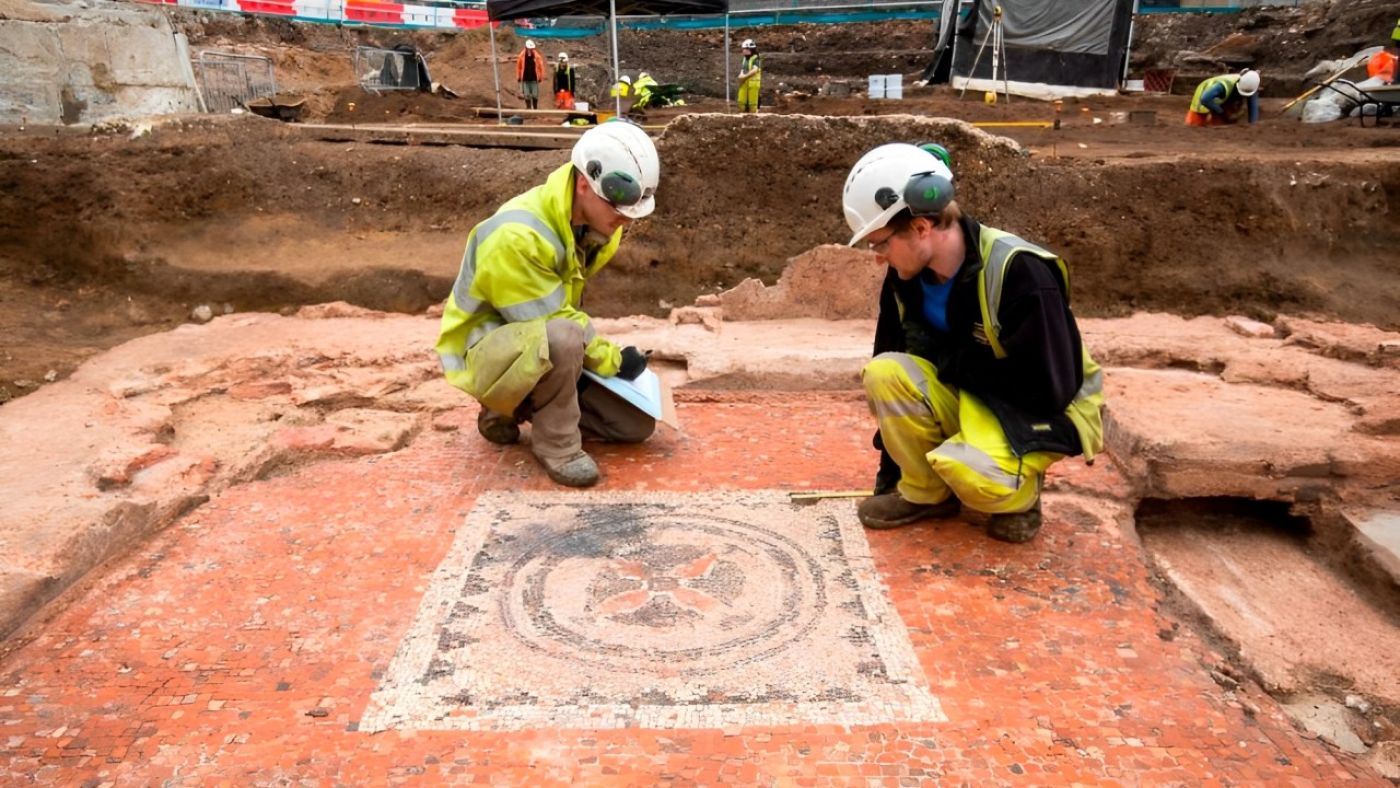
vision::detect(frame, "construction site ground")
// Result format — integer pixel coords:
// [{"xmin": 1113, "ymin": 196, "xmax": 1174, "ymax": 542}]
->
[{"xmin": 3, "ymin": 4, "xmax": 1400, "ymax": 783}]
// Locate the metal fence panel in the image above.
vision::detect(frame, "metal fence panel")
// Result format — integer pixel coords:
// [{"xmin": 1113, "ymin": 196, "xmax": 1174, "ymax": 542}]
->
[
  {"xmin": 197, "ymin": 51, "xmax": 277, "ymax": 113},
  {"xmin": 354, "ymin": 47, "xmax": 421, "ymax": 94}
]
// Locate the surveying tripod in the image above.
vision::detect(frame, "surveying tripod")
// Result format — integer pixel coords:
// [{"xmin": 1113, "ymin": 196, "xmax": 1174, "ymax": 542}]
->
[{"xmin": 959, "ymin": 4, "xmax": 1011, "ymax": 104}]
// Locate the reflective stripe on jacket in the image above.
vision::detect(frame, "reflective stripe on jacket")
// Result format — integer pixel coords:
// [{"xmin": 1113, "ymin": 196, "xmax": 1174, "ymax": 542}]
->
[
  {"xmin": 554, "ymin": 64, "xmax": 576, "ymax": 93},
  {"xmin": 974, "ymin": 227, "xmax": 1104, "ymax": 460},
  {"xmin": 435, "ymin": 162, "xmax": 624, "ymax": 413},
  {"xmin": 1190, "ymin": 74, "xmax": 1239, "ymax": 114},
  {"xmin": 740, "ymin": 54, "xmax": 762, "ymax": 86}
]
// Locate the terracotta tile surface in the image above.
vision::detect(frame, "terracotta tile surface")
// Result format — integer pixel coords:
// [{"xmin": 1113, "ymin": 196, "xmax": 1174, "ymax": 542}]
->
[{"xmin": 0, "ymin": 396, "xmax": 1381, "ymax": 784}]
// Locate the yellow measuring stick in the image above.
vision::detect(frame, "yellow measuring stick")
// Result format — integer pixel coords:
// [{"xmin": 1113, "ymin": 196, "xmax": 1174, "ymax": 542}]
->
[
  {"xmin": 788, "ymin": 490, "xmax": 874, "ymax": 505},
  {"xmin": 972, "ymin": 120, "xmax": 1057, "ymax": 128}
]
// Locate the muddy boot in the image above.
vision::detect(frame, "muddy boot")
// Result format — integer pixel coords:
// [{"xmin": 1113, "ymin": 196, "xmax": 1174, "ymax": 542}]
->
[
  {"xmin": 987, "ymin": 502, "xmax": 1042, "ymax": 544},
  {"xmin": 535, "ymin": 450, "xmax": 599, "ymax": 488},
  {"xmin": 477, "ymin": 407, "xmax": 520, "ymax": 445},
  {"xmin": 857, "ymin": 493, "xmax": 960, "ymax": 530}
]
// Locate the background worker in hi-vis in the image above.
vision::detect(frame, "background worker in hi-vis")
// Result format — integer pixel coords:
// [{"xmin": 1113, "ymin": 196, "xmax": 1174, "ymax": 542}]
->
[
  {"xmin": 736, "ymin": 39, "xmax": 761, "ymax": 112},
  {"xmin": 435, "ymin": 122, "xmax": 659, "ymax": 488},
  {"xmin": 842, "ymin": 143, "xmax": 1104, "ymax": 543}
]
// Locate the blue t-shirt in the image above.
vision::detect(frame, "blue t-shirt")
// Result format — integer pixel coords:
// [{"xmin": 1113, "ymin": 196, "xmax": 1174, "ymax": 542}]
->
[{"xmin": 919, "ymin": 268, "xmax": 958, "ymax": 333}]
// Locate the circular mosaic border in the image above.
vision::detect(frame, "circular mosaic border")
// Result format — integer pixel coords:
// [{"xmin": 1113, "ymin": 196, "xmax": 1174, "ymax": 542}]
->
[{"xmin": 500, "ymin": 512, "xmax": 829, "ymax": 676}]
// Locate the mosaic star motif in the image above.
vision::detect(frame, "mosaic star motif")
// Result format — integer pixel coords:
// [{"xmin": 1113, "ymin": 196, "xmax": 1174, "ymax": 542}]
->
[
  {"xmin": 362, "ymin": 491, "xmax": 944, "ymax": 731},
  {"xmin": 594, "ymin": 550, "xmax": 735, "ymax": 622}
]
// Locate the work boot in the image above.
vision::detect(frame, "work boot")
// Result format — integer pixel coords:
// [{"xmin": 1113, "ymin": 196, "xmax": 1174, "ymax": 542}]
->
[
  {"xmin": 987, "ymin": 502, "xmax": 1043, "ymax": 544},
  {"xmin": 477, "ymin": 408, "xmax": 520, "ymax": 445},
  {"xmin": 857, "ymin": 493, "xmax": 960, "ymax": 530},
  {"xmin": 536, "ymin": 450, "xmax": 599, "ymax": 488}
]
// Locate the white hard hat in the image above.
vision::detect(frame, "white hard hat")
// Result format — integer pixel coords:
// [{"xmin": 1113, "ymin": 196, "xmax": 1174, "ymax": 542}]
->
[
  {"xmin": 741, "ymin": 38, "xmax": 755, "ymax": 49},
  {"xmin": 1237, "ymin": 69, "xmax": 1260, "ymax": 96},
  {"xmin": 525, "ymin": 39, "xmax": 536, "ymax": 49},
  {"xmin": 571, "ymin": 121, "xmax": 660, "ymax": 220},
  {"xmin": 842, "ymin": 143, "xmax": 954, "ymax": 246},
  {"xmin": 620, "ymin": 74, "xmax": 632, "ymax": 84},
  {"xmin": 558, "ymin": 52, "xmax": 568, "ymax": 61}
]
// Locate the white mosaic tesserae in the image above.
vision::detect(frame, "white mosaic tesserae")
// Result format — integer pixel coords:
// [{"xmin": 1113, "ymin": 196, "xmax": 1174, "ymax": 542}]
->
[{"xmin": 362, "ymin": 491, "xmax": 945, "ymax": 731}]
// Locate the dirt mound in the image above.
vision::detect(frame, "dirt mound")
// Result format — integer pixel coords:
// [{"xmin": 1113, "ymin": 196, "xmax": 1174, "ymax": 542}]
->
[
  {"xmin": 176, "ymin": 13, "xmax": 510, "ymax": 110},
  {"xmin": 3, "ymin": 110, "xmax": 1399, "ymax": 402},
  {"xmin": 172, "ymin": 4, "xmax": 1400, "ymax": 111},
  {"xmin": 3, "ymin": 114, "xmax": 1397, "ymax": 325},
  {"xmin": 606, "ymin": 113, "xmax": 1023, "ymax": 313},
  {"xmin": 717, "ymin": 244, "xmax": 884, "ymax": 321},
  {"xmin": 1132, "ymin": 0, "xmax": 1400, "ymax": 90},
  {"xmin": 626, "ymin": 113, "xmax": 1400, "ymax": 327},
  {"xmin": 1010, "ymin": 158, "xmax": 1399, "ymax": 324},
  {"xmin": 320, "ymin": 88, "xmax": 487, "ymax": 124}
]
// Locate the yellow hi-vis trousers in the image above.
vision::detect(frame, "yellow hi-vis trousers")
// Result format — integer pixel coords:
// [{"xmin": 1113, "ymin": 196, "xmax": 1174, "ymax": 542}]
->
[
  {"xmin": 737, "ymin": 80, "xmax": 760, "ymax": 112},
  {"xmin": 862, "ymin": 352, "xmax": 1064, "ymax": 514}
]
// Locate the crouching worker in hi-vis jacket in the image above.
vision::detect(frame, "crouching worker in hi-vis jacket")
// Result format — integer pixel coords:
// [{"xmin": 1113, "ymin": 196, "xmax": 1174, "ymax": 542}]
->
[
  {"xmin": 843, "ymin": 143, "xmax": 1104, "ymax": 542},
  {"xmin": 435, "ymin": 121, "xmax": 660, "ymax": 487}
]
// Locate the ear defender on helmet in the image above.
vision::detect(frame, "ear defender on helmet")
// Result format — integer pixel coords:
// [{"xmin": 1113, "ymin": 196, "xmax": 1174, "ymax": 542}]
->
[
  {"xmin": 872, "ymin": 171, "xmax": 955, "ymax": 215},
  {"xmin": 873, "ymin": 168, "xmax": 952, "ymax": 214},
  {"xmin": 586, "ymin": 160, "xmax": 644, "ymax": 207},
  {"xmin": 903, "ymin": 171, "xmax": 954, "ymax": 216}
]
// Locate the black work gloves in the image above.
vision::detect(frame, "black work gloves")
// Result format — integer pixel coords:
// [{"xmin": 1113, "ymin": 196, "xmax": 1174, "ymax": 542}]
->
[{"xmin": 618, "ymin": 346, "xmax": 649, "ymax": 380}]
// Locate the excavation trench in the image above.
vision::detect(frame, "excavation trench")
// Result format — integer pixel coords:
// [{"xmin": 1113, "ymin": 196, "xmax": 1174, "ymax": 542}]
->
[
  {"xmin": 3, "ymin": 114, "xmax": 1399, "ymax": 404},
  {"xmin": 1135, "ymin": 497, "xmax": 1400, "ymax": 774},
  {"xmin": 3, "ymin": 114, "xmax": 1400, "ymax": 775}
]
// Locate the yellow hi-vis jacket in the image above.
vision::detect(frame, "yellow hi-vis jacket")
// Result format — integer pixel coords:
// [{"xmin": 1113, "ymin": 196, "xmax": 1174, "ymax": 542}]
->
[
  {"xmin": 975, "ymin": 227, "xmax": 1105, "ymax": 461},
  {"xmin": 435, "ymin": 162, "xmax": 624, "ymax": 414},
  {"xmin": 1189, "ymin": 73, "xmax": 1240, "ymax": 114},
  {"xmin": 740, "ymin": 53, "xmax": 762, "ymax": 87}
]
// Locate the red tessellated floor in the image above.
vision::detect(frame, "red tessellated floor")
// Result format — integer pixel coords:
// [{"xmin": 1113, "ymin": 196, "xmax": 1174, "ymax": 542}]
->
[{"xmin": 0, "ymin": 396, "xmax": 1381, "ymax": 784}]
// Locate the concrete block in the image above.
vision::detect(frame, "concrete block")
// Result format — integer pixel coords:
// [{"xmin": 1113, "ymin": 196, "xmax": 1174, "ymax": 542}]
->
[{"xmin": 0, "ymin": 2, "xmax": 198, "ymax": 124}]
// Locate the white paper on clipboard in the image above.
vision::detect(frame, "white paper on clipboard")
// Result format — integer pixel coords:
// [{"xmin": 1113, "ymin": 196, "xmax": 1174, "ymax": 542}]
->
[{"xmin": 581, "ymin": 368, "xmax": 679, "ymax": 429}]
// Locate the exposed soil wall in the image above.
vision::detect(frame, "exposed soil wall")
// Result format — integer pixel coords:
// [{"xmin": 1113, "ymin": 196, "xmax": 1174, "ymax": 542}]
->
[
  {"xmin": 4, "ymin": 6, "xmax": 1400, "ymax": 403},
  {"xmin": 1133, "ymin": 0, "xmax": 1400, "ymax": 83},
  {"xmin": 171, "ymin": 0, "xmax": 1400, "ymax": 109},
  {"xmin": 2, "ymin": 114, "xmax": 1398, "ymax": 328}
]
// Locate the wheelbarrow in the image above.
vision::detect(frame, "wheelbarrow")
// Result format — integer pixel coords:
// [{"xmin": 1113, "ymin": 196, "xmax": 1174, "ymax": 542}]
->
[
  {"xmin": 245, "ymin": 94, "xmax": 306, "ymax": 123},
  {"xmin": 1315, "ymin": 80, "xmax": 1400, "ymax": 126}
]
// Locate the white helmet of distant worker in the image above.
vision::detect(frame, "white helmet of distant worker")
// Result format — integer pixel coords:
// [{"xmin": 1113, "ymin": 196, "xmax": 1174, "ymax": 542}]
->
[
  {"xmin": 524, "ymin": 39, "xmax": 536, "ymax": 49},
  {"xmin": 1237, "ymin": 69, "xmax": 1260, "ymax": 96},
  {"xmin": 842, "ymin": 143, "xmax": 954, "ymax": 246},
  {"xmin": 558, "ymin": 52, "xmax": 568, "ymax": 61},
  {"xmin": 741, "ymin": 38, "xmax": 756, "ymax": 49},
  {"xmin": 571, "ymin": 121, "xmax": 660, "ymax": 220}
]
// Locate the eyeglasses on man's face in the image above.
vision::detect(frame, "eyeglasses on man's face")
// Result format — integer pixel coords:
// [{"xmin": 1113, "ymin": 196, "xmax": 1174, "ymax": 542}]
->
[{"xmin": 866, "ymin": 227, "xmax": 901, "ymax": 255}]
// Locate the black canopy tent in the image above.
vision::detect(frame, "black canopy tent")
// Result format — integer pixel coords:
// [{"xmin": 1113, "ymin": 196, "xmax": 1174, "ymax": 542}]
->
[
  {"xmin": 485, "ymin": 0, "xmax": 729, "ymax": 117},
  {"xmin": 935, "ymin": 0, "xmax": 1136, "ymax": 97}
]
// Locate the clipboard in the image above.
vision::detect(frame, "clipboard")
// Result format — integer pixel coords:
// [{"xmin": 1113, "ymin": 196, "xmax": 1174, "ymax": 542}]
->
[{"xmin": 581, "ymin": 367, "xmax": 679, "ymax": 429}]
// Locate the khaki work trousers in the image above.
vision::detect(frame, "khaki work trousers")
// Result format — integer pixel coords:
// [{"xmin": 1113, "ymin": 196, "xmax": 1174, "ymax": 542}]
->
[{"xmin": 523, "ymin": 319, "xmax": 655, "ymax": 462}]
